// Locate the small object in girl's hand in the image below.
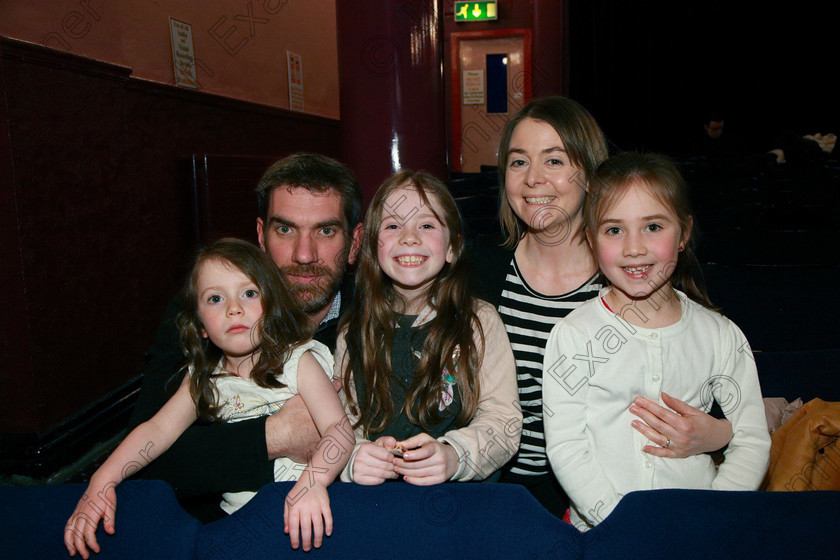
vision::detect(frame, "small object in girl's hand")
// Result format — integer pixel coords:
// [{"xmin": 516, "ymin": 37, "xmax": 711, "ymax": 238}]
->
[{"xmin": 389, "ymin": 443, "xmax": 405, "ymax": 457}]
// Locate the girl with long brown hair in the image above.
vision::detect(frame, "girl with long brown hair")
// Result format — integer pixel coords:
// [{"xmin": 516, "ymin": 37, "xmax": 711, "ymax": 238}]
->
[
  {"xmin": 337, "ymin": 171, "xmax": 520, "ymax": 485},
  {"xmin": 65, "ymin": 239, "xmax": 352, "ymax": 556}
]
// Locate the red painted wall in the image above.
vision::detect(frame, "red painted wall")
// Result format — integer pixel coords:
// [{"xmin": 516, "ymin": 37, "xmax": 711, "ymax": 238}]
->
[{"xmin": 0, "ymin": 38, "xmax": 339, "ymax": 444}]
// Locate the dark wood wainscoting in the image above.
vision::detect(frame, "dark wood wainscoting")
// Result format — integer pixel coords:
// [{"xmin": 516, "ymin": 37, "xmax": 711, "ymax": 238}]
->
[{"xmin": 0, "ymin": 37, "xmax": 340, "ymax": 477}]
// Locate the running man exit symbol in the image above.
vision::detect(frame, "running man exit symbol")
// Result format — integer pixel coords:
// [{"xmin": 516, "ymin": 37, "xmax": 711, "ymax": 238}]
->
[{"xmin": 454, "ymin": 2, "xmax": 498, "ymax": 22}]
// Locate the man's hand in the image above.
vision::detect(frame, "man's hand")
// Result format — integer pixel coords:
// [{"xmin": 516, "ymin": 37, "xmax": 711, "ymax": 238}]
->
[{"xmin": 265, "ymin": 379, "xmax": 342, "ymax": 462}]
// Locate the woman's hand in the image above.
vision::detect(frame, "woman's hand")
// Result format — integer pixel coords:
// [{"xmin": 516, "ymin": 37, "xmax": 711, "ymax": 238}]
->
[
  {"xmin": 351, "ymin": 437, "xmax": 399, "ymax": 485},
  {"xmin": 63, "ymin": 479, "xmax": 117, "ymax": 559},
  {"xmin": 630, "ymin": 392, "xmax": 733, "ymax": 458},
  {"xmin": 284, "ymin": 479, "xmax": 332, "ymax": 551},
  {"xmin": 393, "ymin": 433, "xmax": 459, "ymax": 485}
]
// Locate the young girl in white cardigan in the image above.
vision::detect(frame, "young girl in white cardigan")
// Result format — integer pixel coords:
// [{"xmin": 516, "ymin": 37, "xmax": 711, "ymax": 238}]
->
[{"xmin": 543, "ymin": 152, "xmax": 770, "ymax": 531}]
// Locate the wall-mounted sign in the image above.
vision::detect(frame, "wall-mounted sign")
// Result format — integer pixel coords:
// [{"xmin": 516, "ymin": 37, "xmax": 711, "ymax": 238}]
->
[
  {"xmin": 455, "ymin": 1, "xmax": 498, "ymax": 22},
  {"xmin": 169, "ymin": 18, "xmax": 197, "ymax": 88},
  {"xmin": 462, "ymin": 69, "xmax": 485, "ymax": 105},
  {"xmin": 286, "ymin": 51, "xmax": 304, "ymax": 111}
]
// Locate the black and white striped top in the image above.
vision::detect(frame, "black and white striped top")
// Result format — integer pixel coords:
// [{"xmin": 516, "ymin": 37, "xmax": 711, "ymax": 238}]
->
[{"xmin": 498, "ymin": 257, "xmax": 602, "ymax": 478}]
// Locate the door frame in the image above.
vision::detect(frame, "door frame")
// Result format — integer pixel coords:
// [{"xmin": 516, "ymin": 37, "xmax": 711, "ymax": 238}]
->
[{"xmin": 450, "ymin": 29, "xmax": 532, "ymax": 172}]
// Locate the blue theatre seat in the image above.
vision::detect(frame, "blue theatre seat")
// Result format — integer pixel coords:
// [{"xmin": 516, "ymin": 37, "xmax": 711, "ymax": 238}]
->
[{"xmin": 3, "ymin": 479, "xmax": 838, "ymax": 559}]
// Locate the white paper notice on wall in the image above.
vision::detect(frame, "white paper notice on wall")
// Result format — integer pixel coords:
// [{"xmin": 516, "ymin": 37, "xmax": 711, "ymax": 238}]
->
[
  {"xmin": 287, "ymin": 51, "xmax": 304, "ymax": 111},
  {"xmin": 462, "ymin": 69, "xmax": 485, "ymax": 105},
  {"xmin": 169, "ymin": 18, "xmax": 197, "ymax": 88}
]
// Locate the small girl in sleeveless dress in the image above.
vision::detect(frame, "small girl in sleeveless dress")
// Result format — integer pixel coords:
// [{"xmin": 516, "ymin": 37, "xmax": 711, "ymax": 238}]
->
[{"xmin": 65, "ymin": 238, "xmax": 352, "ymax": 557}]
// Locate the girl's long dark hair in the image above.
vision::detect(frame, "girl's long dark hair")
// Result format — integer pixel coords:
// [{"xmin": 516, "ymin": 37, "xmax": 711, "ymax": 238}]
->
[
  {"xmin": 585, "ymin": 152, "xmax": 716, "ymax": 310},
  {"xmin": 176, "ymin": 238, "xmax": 313, "ymax": 421},
  {"xmin": 340, "ymin": 171, "xmax": 483, "ymax": 436}
]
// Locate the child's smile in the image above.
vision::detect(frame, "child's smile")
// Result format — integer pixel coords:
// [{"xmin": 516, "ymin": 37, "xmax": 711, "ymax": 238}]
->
[
  {"xmin": 591, "ymin": 182, "xmax": 688, "ymax": 322},
  {"xmin": 622, "ymin": 264, "xmax": 653, "ymax": 277},
  {"xmin": 377, "ymin": 185, "xmax": 453, "ymax": 313},
  {"xmin": 394, "ymin": 254, "xmax": 428, "ymax": 266}
]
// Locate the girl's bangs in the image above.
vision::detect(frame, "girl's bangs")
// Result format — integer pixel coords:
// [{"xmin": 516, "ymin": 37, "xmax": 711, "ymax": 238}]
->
[{"xmin": 593, "ymin": 176, "xmax": 680, "ymax": 229}]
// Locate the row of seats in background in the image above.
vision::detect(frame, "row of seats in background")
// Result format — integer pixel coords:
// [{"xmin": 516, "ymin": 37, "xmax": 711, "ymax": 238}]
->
[
  {"xmin": 450, "ymin": 157, "xmax": 840, "ymax": 265},
  {"xmin": 682, "ymin": 154, "xmax": 840, "ymax": 404},
  {"xmin": 447, "ymin": 157, "xmax": 840, "ymax": 404},
  {"xmin": 449, "ymin": 165, "xmax": 502, "ymax": 241},
  {"xmin": 449, "ymin": 157, "xmax": 840, "ymax": 268},
  {"xmin": 684, "ymin": 153, "xmax": 840, "ymax": 267}
]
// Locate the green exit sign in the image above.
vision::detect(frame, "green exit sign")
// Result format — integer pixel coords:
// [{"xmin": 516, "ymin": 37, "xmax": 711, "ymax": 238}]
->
[{"xmin": 455, "ymin": 1, "xmax": 498, "ymax": 22}]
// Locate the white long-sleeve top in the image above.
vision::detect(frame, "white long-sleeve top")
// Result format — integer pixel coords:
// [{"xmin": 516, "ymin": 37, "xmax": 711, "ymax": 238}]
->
[{"xmin": 543, "ymin": 288, "xmax": 770, "ymax": 530}]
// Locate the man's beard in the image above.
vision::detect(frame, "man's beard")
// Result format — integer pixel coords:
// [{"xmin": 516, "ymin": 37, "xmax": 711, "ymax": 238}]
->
[{"xmin": 280, "ymin": 263, "xmax": 345, "ymax": 315}]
